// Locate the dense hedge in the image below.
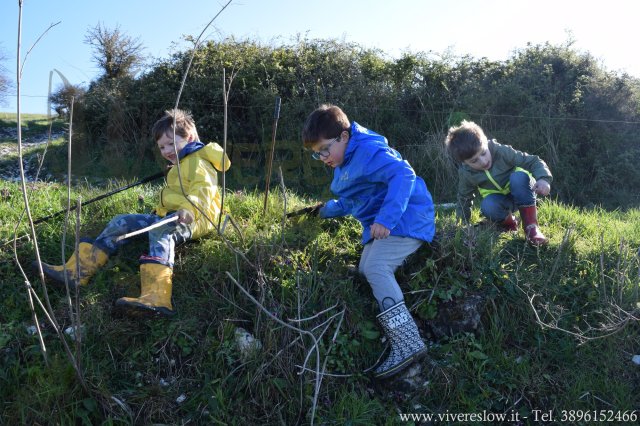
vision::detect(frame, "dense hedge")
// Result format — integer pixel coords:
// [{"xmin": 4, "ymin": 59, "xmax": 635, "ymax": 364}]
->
[{"xmin": 76, "ymin": 37, "xmax": 640, "ymax": 208}]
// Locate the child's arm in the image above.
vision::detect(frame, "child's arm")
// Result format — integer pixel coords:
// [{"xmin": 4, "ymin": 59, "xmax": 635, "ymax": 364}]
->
[
  {"xmin": 172, "ymin": 144, "xmax": 231, "ymax": 223},
  {"xmin": 183, "ymin": 161, "xmax": 219, "ymax": 222},
  {"xmin": 456, "ymin": 172, "xmax": 476, "ymax": 223},
  {"xmin": 160, "ymin": 160, "xmax": 219, "ymax": 223},
  {"xmin": 320, "ymin": 198, "xmax": 355, "ymax": 218},
  {"xmin": 502, "ymin": 144, "xmax": 553, "ymax": 184},
  {"xmin": 368, "ymin": 150, "xmax": 417, "ymax": 231},
  {"xmin": 504, "ymin": 145, "xmax": 552, "ymax": 197}
]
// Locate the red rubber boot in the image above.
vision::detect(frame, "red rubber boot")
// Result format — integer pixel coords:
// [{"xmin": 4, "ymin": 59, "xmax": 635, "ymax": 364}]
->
[
  {"xmin": 500, "ymin": 213, "xmax": 519, "ymax": 232},
  {"xmin": 518, "ymin": 205, "xmax": 548, "ymax": 246}
]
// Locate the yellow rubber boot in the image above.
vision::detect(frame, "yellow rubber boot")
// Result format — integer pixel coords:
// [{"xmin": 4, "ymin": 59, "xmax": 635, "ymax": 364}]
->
[
  {"xmin": 40, "ymin": 241, "xmax": 109, "ymax": 289},
  {"xmin": 115, "ymin": 263, "xmax": 175, "ymax": 317}
]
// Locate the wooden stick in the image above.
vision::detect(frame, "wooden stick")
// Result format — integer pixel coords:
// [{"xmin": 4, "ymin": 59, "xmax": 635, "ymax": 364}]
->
[
  {"xmin": 263, "ymin": 96, "xmax": 281, "ymax": 214},
  {"xmin": 115, "ymin": 216, "xmax": 178, "ymax": 242}
]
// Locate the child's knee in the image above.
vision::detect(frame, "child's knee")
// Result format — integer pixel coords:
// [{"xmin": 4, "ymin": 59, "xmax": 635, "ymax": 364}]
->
[
  {"xmin": 106, "ymin": 214, "xmax": 128, "ymax": 228},
  {"xmin": 481, "ymin": 208, "xmax": 506, "ymax": 222},
  {"xmin": 510, "ymin": 170, "xmax": 533, "ymax": 188},
  {"xmin": 360, "ymin": 260, "xmax": 394, "ymax": 283}
]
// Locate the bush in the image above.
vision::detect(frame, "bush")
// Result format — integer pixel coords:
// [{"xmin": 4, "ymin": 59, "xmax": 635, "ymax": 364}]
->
[{"xmin": 66, "ymin": 37, "xmax": 640, "ymax": 207}]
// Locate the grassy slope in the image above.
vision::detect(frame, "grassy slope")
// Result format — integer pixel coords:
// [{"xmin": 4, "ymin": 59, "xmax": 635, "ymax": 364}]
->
[
  {"xmin": 0, "ymin": 114, "xmax": 67, "ymax": 183},
  {"xmin": 0, "ymin": 114, "xmax": 159, "ymax": 184},
  {"xmin": 0, "ymin": 181, "xmax": 639, "ymax": 425}
]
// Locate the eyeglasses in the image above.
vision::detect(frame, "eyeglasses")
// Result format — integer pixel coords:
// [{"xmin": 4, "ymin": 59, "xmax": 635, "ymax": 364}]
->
[{"xmin": 311, "ymin": 135, "xmax": 340, "ymax": 160}]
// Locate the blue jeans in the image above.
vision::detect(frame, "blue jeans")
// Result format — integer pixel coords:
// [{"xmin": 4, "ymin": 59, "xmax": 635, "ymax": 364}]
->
[
  {"xmin": 92, "ymin": 213, "xmax": 192, "ymax": 268},
  {"xmin": 480, "ymin": 171, "xmax": 536, "ymax": 222}
]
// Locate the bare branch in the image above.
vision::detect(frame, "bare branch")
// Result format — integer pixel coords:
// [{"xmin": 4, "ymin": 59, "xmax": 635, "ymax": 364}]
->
[
  {"xmin": 19, "ymin": 21, "xmax": 61, "ymax": 78},
  {"xmin": 225, "ymin": 271, "xmax": 322, "ymax": 425}
]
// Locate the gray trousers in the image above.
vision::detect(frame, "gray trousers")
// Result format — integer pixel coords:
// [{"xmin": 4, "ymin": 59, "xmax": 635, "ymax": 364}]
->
[{"xmin": 359, "ymin": 236, "xmax": 423, "ymax": 311}]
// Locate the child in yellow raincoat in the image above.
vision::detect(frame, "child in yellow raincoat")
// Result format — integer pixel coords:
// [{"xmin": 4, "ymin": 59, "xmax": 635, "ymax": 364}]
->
[{"xmin": 39, "ymin": 109, "xmax": 230, "ymax": 317}]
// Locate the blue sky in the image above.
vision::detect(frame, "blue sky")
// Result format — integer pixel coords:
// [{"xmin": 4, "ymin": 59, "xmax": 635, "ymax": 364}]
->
[{"xmin": 1, "ymin": 0, "xmax": 638, "ymax": 114}]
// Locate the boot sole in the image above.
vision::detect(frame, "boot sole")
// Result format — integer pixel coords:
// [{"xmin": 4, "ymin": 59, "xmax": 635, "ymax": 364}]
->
[
  {"xmin": 374, "ymin": 346, "xmax": 428, "ymax": 379},
  {"xmin": 34, "ymin": 261, "xmax": 81, "ymax": 290},
  {"xmin": 114, "ymin": 300, "xmax": 176, "ymax": 318}
]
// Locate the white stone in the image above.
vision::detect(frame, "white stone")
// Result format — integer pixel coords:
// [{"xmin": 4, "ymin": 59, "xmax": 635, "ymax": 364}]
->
[
  {"xmin": 176, "ymin": 394, "xmax": 187, "ymax": 404},
  {"xmin": 64, "ymin": 325, "xmax": 84, "ymax": 341},
  {"xmin": 404, "ymin": 364, "xmax": 422, "ymax": 378},
  {"xmin": 632, "ymin": 355, "xmax": 640, "ymax": 365},
  {"xmin": 234, "ymin": 327, "xmax": 262, "ymax": 358}
]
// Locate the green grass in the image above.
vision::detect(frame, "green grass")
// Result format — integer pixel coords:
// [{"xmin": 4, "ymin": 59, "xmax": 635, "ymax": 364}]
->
[
  {"xmin": 0, "ymin": 114, "xmax": 68, "ymax": 183},
  {"xmin": 1, "ymin": 182, "xmax": 639, "ymax": 424},
  {"xmin": 0, "ymin": 113, "xmax": 66, "ymax": 141}
]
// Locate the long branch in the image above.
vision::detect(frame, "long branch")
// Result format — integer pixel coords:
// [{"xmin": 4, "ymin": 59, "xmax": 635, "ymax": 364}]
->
[{"xmin": 225, "ymin": 272, "xmax": 321, "ymax": 426}]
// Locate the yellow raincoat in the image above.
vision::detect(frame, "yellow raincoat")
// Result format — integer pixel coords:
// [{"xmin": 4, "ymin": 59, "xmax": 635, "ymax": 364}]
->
[{"xmin": 155, "ymin": 142, "xmax": 231, "ymax": 239}]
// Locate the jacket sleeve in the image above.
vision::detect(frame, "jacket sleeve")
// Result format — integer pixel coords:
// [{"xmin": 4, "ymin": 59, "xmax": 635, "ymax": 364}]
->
[
  {"xmin": 207, "ymin": 142, "xmax": 231, "ymax": 172},
  {"xmin": 161, "ymin": 159, "xmax": 219, "ymax": 222},
  {"xmin": 320, "ymin": 198, "xmax": 353, "ymax": 218},
  {"xmin": 456, "ymin": 169, "xmax": 476, "ymax": 223},
  {"xmin": 185, "ymin": 161, "xmax": 219, "ymax": 221},
  {"xmin": 368, "ymin": 149, "xmax": 416, "ymax": 230},
  {"xmin": 501, "ymin": 143, "xmax": 553, "ymax": 182}
]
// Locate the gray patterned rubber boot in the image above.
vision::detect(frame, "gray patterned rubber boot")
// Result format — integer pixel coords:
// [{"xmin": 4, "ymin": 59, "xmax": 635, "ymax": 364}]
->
[{"xmin": 374, "ymin": 301, "xmax": 427, "ymax": 379}]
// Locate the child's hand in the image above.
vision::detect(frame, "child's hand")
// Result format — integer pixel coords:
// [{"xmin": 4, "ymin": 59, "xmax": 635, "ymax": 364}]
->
[
  {"xmin": 286, "ymin": 202, "xmax": 324, "ymax": 218},
  {"xmin": 533, "ymin": 179, "xmax": 551, "ymax": 196},
  {"xmin": 306, "ymin": 202, "xmax": 325, "ymax": 217},
  {"xmin": 176, "ymin": 209, "xmax": 195, "ymax": 224},
  {"xmin": 370, "ymin": 223, "xmax": 391, "ymax": 239}
]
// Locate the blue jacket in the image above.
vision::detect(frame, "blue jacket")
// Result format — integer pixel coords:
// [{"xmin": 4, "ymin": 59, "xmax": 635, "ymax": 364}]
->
[{"xmin": 320, "ymin": 122, "xmax": 435, "ymax": 245}]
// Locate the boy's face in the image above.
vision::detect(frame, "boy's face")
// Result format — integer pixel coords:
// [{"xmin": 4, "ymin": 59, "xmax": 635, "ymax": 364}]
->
[
  {"xmin": 463, "ymin": 146, "xmax": 492, "ymax": 171},
  {"xmin": 311, "ymin": 131, "xmax": 348, "ymax": 168},
  {"xmin": 157, "ymin": 132, "xmax": 191, "ymax": 164}
]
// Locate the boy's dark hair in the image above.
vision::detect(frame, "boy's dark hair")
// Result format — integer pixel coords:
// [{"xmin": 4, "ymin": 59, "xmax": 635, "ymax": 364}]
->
[
  {"xmin": 152, "ymin": 109, "xmax": 198, "ymax": 142},
  {"xmin": 302, "ymin": 104, "xmax": 350, "ymax": 148},
  {"xmin": 444, "ymin": 120, "xmax": 488, "ymax": 162}
]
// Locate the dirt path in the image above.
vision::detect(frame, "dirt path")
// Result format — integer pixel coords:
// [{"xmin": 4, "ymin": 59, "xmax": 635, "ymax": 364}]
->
[{"xmin": 0, "ymin": 126, "xmax": 66, "ymax": 182}]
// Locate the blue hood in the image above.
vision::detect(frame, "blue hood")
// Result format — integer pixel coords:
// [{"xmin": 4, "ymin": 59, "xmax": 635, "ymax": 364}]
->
[{"xmin": 178, "ymin": 141, "xmax": 205, "ymax": 160}]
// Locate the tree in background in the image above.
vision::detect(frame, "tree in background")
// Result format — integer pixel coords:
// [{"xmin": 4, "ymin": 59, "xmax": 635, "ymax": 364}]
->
[
  {"xmin": 84, "ymin": 23, "xmax": 145, "ymax": 80},
  {"xmin": 49, "ymin": 83, "xmax": 86, "ymax": 119},
  {"xmin": 79, "ymin": 23, "xmax": 148, "ymax": 173},
  {"xmin": 74, "ymin": 37, "xmax": 640, "ymax": 207}
]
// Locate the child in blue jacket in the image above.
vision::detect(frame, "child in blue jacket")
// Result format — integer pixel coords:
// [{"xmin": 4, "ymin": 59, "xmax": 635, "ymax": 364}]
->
[{"xmin": 302, "ymin": 104, "xmax": 436, "ymax": 379}]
